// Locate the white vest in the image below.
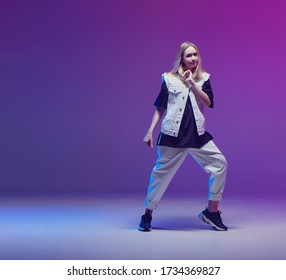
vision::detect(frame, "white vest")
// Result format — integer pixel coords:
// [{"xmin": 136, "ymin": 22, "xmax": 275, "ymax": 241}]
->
[{"xmin": 161, "ymin": 72, "xmax": 210, "ymax": 137}]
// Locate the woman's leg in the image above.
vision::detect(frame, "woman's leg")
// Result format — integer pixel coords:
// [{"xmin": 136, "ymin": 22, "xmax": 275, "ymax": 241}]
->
[
  {"xmin": 144, "ymin": 146, "xmax": 189, "ymax": 211},
  {"xmin": 189, "ymin": 140, "xmax": 228, "ymax": 230},
  {"xmin": 189, "ymin": 140, "xmax": 228, "ymax": 203},
  {"xmin": 139, "ymin": 146, "xmax": 188, "ymax": 231}
]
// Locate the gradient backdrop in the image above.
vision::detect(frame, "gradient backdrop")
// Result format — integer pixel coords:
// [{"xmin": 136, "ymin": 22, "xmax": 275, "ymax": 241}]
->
[{"xmin": 1, "ymin": 0, "xmax": 286, "ymax": 199}]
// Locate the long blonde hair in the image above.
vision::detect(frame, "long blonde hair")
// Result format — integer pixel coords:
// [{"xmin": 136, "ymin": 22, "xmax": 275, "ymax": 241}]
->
[{"xmin": 171, "ymin": 42, "xmax": 205, "ymax": 82}]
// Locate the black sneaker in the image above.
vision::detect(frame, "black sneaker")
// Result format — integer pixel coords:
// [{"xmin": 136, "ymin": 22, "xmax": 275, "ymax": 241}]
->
[
  {"xmin": 199, "ymin": 208, "xmax": 228, "ymax": 231},
  {"xmin": 138, "ymin": 213, "xmax": 152, "ymax": 231}
]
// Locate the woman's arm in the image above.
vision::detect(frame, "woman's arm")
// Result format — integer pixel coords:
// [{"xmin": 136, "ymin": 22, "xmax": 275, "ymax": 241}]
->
[
  {"xmin": 143, "ymin": 107, "xmax": 165, "ymax": 147},
  {"xmin": 183, "ymin": 70, "xmax": 211, "ymax": 107}
]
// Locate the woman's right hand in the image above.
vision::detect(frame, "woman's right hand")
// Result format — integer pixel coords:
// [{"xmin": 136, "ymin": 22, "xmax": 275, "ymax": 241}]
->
[{"xmin": 143, "ymin": 133, "xmax": 153, "ymax": 148}]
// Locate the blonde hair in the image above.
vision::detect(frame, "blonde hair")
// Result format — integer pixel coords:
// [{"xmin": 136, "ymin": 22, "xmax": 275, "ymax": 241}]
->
[{"xmin": 171, "ymin": 42, "xmax": 205, "ymax": 82}]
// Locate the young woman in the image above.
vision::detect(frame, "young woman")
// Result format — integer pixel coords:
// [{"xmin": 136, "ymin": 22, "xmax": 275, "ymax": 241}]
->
[{"xmin": 139, "ymin": 42, "xmax": 228, "ymax": 232}]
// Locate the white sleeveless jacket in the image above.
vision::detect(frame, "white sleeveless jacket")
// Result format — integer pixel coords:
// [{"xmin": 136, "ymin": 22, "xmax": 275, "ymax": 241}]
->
[{"xmin": 161, "ymin": 72, "xmax": 210, "ymax": 137}]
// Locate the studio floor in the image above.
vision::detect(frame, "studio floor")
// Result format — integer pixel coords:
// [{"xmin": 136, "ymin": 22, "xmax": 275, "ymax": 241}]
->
[{"xmin": 0, "ymin": 192, "xmax": 285, "ymax": 260}]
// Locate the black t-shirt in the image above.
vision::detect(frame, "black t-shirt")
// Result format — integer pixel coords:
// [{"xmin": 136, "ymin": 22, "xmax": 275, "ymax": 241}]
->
[{"xmin": 154, "ymin": 79, "xmax": 214, "ymax": 148}]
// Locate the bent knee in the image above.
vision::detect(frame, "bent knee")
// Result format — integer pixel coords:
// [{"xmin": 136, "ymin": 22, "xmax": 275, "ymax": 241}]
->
[{"xmin": 216, "ymin": 155, "xmax": 228, "ymax": 173}]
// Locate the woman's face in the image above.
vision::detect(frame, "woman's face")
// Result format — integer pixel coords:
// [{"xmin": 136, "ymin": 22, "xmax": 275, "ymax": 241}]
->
[{"xmin": 182, "ymin": 46, "xmax": 199, "ymax": 71}]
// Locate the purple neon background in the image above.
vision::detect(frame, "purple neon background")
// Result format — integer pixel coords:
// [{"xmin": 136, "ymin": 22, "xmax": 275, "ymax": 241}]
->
[{"xmin": 1, "ymin": 0, "xmax": 286, "ymax": 197}]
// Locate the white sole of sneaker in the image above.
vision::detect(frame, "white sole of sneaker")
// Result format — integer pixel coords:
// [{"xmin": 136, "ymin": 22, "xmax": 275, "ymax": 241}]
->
[
  {"xmin": 198, "ymin": 212, "xmax": 227, "ymax": 231},
  {"xmin": 138, "ymin": 226, "xmax": 152, "ymax": 232}
]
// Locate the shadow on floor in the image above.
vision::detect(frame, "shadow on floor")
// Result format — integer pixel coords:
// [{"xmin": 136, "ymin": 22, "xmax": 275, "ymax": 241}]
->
[{"xmin": 151, "ymin": 215, "xmax": 212, "ymax": 231}]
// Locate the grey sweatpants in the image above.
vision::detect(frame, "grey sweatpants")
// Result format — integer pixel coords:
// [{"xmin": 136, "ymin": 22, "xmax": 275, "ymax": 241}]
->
[{"xmin": 144, "ymin": 140, "xmax": 228, "ymax": 209}]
